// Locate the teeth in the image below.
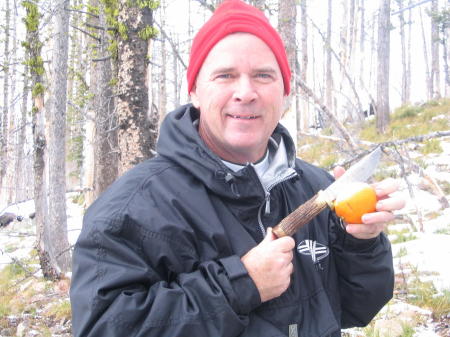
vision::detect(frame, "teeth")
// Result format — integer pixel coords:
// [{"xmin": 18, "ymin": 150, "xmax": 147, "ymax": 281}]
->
[{"xmin": 232, "ymin": 115, "xmax": 256, "ymax": 119}]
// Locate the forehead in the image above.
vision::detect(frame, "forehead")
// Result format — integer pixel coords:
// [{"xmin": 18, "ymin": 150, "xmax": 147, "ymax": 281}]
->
[{"xmin": 200, "ymin": 33, "xmax": 280, "ymax": 72}]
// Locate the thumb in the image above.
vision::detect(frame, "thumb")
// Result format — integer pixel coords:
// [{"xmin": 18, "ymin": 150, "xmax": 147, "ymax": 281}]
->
[
  {"xmin": 262, "ymin": 227, "xmax": 276, "ymax": 243},
  {"xmin": 333, "ymin": 166, "xmax": 346, "ymax": 179}
]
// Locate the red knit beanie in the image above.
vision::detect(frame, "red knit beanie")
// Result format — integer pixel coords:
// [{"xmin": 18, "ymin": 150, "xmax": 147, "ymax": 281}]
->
[{"xmin": 187, "ymin": 0, "xmax": 291, "ymax": 95}]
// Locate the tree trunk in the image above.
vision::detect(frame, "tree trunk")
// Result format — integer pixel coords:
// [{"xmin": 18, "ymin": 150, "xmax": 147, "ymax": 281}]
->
[
  {"xmin": 66, "ymin": 0, "xmax": 85, "ymax": 190},
  {"xmin": 46, "ymin": 0, "xmax": 72, "ymax": 275},
  {"xmin": 430, "ymin": 0, "xmax": 441, "ymax": 99},
  {"xmin": 420, "ymin": 7, "xmax": 432, "ymax": 100},
  {"xmin": 397, "ymin": 0, "xmax": 409, "ymax": 104},
  {"xmin": 1, "ymin": 0, "xmax": 11, "ymax": 201},
  {"xmin": 15, "ymin": 69, "xmax": 29, "ymax": 203},
  {"xmin": 117, "ymin": 0, "xmax": 159, "ymax": 175},
  {"xmin": 299, "ymin": 0, "xmax": 309, "ymax": 134},
  {"xmin": 325, "ymin": 0, "xmax": 333, "ymax": 126},
  {"xmin": 159, "ymin": 0, "xmax": 168, "ymax": 118},
  {"xmin": 339, "ymin": 0, "xmax": 349, "ymax": 91},
  {"xmin": 10, "ymin": 0, "xmax": 19, "ymax": 203},
  {"xmin": 376, "ymin": 0, "xmax": 391, "ymax": 133},
  {"xmin": 359, "ymin": 0, "xmax": 366, "ymax": 89},
  {"xmin": 92, "ymin": 0, "xmax": 119, "ymax": 199},
  {"xmin": 443, "ymin": 2, "xmax": 450, "ymax": 96},
  {"xmin": 22, "ymin": 0, "xmax": 51, "ymax": 278},
  {"xmin": 173, "ymin": 35, "xmax": 181, "ymax": 108},
  {"xmin": 348, "ymin": 0, "xmax": 356, "ymax": 74},
  {"xmin": 278, "ymin": 0, "xmax": 295, "ymax": 113},
  {"xmin": 406, "ymin": 0, "xmax": 412, "ymax": 103}
]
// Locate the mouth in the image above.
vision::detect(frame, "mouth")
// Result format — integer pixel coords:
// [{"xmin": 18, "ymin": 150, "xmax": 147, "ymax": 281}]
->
[{"xmin": 227, "ymin": 114, "xmax": 258, "ymax": 120}]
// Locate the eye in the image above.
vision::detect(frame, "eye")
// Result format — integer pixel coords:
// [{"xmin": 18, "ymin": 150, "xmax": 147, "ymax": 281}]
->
[
  {"xmin": 255, "ymin": 73, "xmax": 274, "ymax": 82},
  {"xmin": 215, "ymin": 73, "xmax": 233, "ymax": 80},
  {"xmin": 257, "ymin": 73, "xmax": 271, "ymax": 78}
]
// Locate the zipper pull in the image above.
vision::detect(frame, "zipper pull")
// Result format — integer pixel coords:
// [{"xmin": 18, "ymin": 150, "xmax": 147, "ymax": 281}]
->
[{"xmin": 265, "ymin": 192, "xmax": 271, "ymax": 214}]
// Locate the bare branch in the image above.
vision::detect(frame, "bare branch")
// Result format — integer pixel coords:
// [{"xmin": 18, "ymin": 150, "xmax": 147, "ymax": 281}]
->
[
  {"xmin": 307, "ymin": 16, "xmax": 364, "ymax": 115},
  {"xmin": 296, "ymin": 77, "xmax": 358, "ymax": 151},
  {"xmin": 391, "ymin": 0, "xmax": 433, "ymax": 16},
  {"xmin": 381, "ymin": 130, "xmax": 450, "ymax": 147},
  {"xmin": 65, "ymin": 7, "xmax": 99, "ymax": 19},
  {"xmin": 192, "ymin": 0, "xmax": 215, "ymax": 12},
  {"xmin": 84, "ymin": 22, "xmax": 116, "ymax": 32},
  {"xmin": 70, "ymin": 24, "xmax": 101, "ymax": 42},
  {"xmin": 154, "ymin": 21, "xmax": 188, "ymax": 70},
  {"xmin": 92, "ymin": 55, "xmax": 112, "ymax": 62}
]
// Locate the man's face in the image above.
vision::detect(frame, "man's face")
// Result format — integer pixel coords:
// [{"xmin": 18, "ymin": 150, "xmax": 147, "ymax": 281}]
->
[{"xmin": 190, "ymin": 33, "xmax": 285, "ymax": 164}]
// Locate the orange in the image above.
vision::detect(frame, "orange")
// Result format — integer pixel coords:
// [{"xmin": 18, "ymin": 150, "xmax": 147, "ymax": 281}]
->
[{"xmin": 334, "ymin": 182, "xmax": 377, "ymax": 224}]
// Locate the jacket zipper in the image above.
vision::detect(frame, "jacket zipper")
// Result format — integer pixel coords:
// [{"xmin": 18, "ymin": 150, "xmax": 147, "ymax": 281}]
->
[{"xmin": 257, "ymin": 171, "xmax": 298, "ymax": 237}]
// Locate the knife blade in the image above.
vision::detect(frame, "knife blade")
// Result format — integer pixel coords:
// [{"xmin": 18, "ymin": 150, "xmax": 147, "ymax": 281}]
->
[{"xmin": 272, "ymin": 147, "xmax": 382, "ymax": 238}]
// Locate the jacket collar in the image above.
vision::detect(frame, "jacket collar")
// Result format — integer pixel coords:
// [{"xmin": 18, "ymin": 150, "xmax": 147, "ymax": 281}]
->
[{"xmin": 157, "ymin": 104, "xmax": 297, "ymax": 201}]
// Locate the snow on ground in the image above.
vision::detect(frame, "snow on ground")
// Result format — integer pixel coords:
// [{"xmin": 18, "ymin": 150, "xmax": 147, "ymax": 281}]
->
[{"xmin": 0, "ymin": 193, "xmax": 84, "ymax": 268}]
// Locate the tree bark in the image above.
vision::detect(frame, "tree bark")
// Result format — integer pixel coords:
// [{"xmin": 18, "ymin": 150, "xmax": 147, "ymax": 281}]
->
[
  {"xmin": 376, "ymin": 0, "xmax": 391, "ymax": 133},
  {"xmin": 10, "ymin": 0, "xmax": 19, "ymax": 203},
  {"xmin": 299, "ymin": 0, "xmax": 309, "ymax": 134},
  {"xmin": 159, "ymin": 0, "xmax": 168, "ymax": 118},
  {"xmin": 339, "ymin": 0, "xmax": 349, "ymax": 93},
  {"xmin": 406, "ymin": 0, "xmax": 412, "ymax": 103},
  {"xmin": 430, "ymin": 0, "xmax": 441, "ymax": 99},
  {"xmin": 325, "ymin": 0, "xmax": 334, "ymax": 125},
  {"xmin": 359, "ymin": 0, "xmax": 366, "ymax": 96},
  {"xmin": 117, "ymin": 0, "xmax": 158, "ymax": 175},
  {"xmin": 420, "ymin": 7, "xmax": 432, "ymax": 100},
  {"xmin": 22, "ymin": 0, "xmax": 50, "ymax": 278},
  {"xmin": 91, "ymin": 0, "xmax": 119, "ymax": 199},
  {"xmin": 0, "ymin": 0, "xmax": 11, "ymax": 200},
  {"xmin": 397, "ymin": 0, "xmax": 410, "ymax": 104},
  {"xmin": 47, "ymin": 0, "xmax": 72, "ymax": 275},
  {"xmin": 278, "ymin": 0, "xmax": 295, "ymax": 115},
  {"xmin": 15, "ymin": 67, "xmax": 29, "ymax": 202}
]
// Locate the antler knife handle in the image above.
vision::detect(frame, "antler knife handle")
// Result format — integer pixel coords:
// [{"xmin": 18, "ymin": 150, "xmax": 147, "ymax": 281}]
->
[{"xmin": 272, "ymin": 191, "xmax": 331, "ymax": 237}]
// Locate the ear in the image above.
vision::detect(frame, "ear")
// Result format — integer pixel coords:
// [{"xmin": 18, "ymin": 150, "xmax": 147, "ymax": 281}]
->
[{"xmin": 190, "ymin": 85, "xmax": 200, "ymax": 109}]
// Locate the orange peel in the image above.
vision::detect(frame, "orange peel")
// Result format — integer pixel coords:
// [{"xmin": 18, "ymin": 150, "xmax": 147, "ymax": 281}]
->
[{"xmin": 333, "ymin": 182, "xmax": 377, "ymax": 224}]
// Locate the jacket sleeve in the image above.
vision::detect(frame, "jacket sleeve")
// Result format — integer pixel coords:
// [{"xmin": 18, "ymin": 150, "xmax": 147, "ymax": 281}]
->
[
  {"xmin": 331, "ymin": 216, "xmax": 394, "ymax": 328},
  {"xmin": 70, "ymin": 213, "xmax": 261, "ymax": 337}
]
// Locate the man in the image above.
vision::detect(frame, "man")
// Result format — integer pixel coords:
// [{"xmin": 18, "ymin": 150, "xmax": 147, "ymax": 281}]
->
[{"xmin": 70, "ymin": 1, "xmax": 405, "ymax": 336}]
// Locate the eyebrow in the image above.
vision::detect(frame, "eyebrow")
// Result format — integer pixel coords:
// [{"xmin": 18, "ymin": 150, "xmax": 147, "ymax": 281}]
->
[
  {"xmin": 210, "ymin": 66, "xmax": 278, "ymax": 75},
  {"xmin": 210, "ymin": 67, "xmax": 236, "ymax": 76},
  {"xmin": 254, "ymin": 67, "xmax": 277, "ymax": 73}
]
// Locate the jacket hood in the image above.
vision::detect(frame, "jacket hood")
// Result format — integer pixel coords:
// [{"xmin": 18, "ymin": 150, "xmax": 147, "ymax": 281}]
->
[{"xmin": 156, "ymin": 104, "xmax": 297, "ymax": 201}]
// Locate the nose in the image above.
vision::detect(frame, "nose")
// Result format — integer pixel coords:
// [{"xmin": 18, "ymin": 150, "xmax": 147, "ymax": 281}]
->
[{"xmin": 232, "ymin": 76, "xmax": 257, "ymax": 103}]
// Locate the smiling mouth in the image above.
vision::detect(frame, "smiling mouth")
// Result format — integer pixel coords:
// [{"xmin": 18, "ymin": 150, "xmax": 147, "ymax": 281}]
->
[{"xmin": 228, "ymin": 115, "xmax": 258, "ymax": 120}]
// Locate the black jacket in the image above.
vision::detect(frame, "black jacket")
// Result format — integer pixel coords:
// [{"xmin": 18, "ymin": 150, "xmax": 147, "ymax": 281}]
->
[{"xmin": 70, "ymin": 104, "xmax": 394, "ymax": 337}]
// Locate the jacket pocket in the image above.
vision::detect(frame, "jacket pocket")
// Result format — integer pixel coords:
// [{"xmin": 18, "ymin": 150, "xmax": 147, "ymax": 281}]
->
[{"xmin": 299, "ymin": 288, "xmax": 340, "ymax": 337}]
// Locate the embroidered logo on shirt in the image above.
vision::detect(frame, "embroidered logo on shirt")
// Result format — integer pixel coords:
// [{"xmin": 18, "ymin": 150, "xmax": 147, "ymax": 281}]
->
[{"xmin": 297, "ymin": 240, "xmax": 329, "ymax": 263}]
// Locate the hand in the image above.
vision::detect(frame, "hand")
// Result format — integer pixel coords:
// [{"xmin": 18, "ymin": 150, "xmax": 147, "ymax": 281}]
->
[
  {"xmin": 241, "ymin": 228, "xmax": 295, "ymax": 302},
  {"xmin": 333, "ymin": 166, "xmax": 406, "ymax": 240}
]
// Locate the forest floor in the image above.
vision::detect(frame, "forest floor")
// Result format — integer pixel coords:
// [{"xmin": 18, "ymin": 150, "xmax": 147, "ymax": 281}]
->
[{"xmin": 0, "ymin": 104, "xmax": 449, "ymax": 336}]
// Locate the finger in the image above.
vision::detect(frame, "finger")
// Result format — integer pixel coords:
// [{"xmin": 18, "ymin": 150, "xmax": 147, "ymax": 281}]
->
[
  {"xmin": 333, "ymin": 166, "xmax": 346, "ymax": 179},
  {"xmin": 362, "ymin": 211, "xmax": 395, "ymax": 224},
  {"xmin": 287, "ymin": 262, "xmax": 294, "ymax": 275},
  {"xmin": 275, "ymin": 236, "xmax": 296, "ymax": 252},
  {"xmin": 345, "ymin": 223, "xmax": 385, "ymax": 239},
  {"xmin": 376, "ymin": 197, "xmax": 406, "ymax": 212},
  {"xmin": 373, "ymin": 178, "xmax": 401, "ymax": 197}
]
